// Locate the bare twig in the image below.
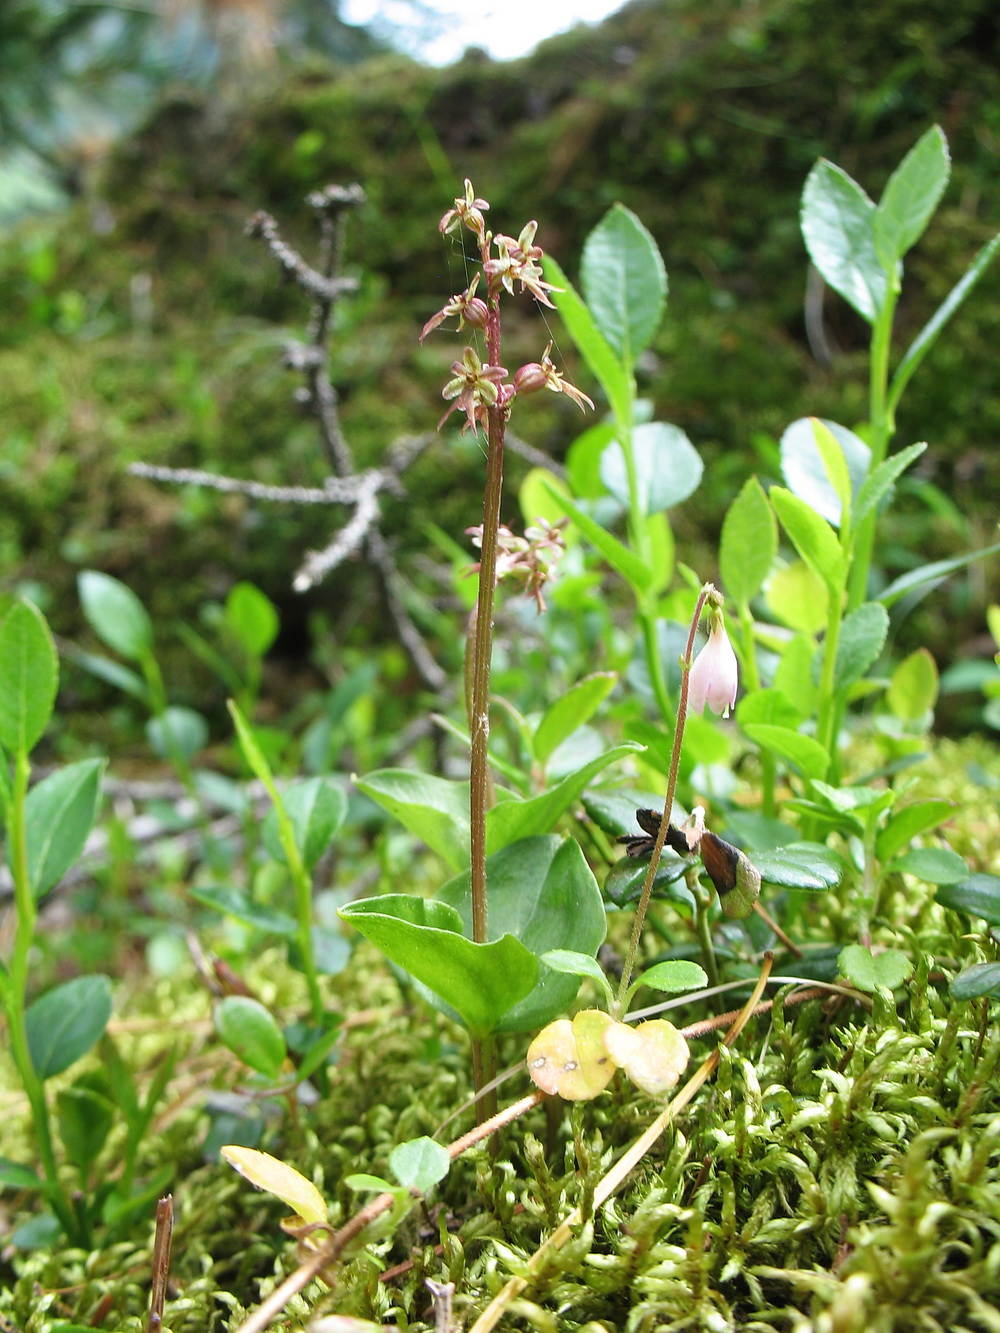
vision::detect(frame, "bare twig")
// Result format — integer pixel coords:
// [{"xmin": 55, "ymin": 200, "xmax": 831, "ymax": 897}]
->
[{"xmin": 146, "ymin": 1195, "xmax": 174, "ymax": 1333}]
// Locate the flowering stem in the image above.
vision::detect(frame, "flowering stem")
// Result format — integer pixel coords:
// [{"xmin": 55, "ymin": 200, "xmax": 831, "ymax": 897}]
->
[
  {"xmin": 467, "ymin": 298, "xmax": 506, "ymax": 1118},
  {"xmin": 615, "ymin": 584, "xmax": 714, "ymax": 1014}
]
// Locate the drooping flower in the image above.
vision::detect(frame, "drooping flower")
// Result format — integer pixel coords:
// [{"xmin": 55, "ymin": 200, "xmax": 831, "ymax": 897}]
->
[
  {"xmin": 512, "ymin": 342, "xmax": 594, "ymax": 412},
  {"xmin": 439, "ymin": 346, "xmax": 509, "ymax": 433},
  {"xmin": 687, "ymin": 613, "xmax": 738, "ymax": 718},
  {"xmin": 419, "ymin": 273, "xmax": 489, "ymax": 342}
]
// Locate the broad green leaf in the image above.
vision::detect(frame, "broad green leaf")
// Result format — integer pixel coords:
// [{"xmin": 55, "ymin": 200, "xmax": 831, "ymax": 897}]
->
[
  {"xmin": 189, "ymin": 885, "xmax": 296, "ymax": 938},
  {"xmin": 887, "ymin": 648, "xmax": 938, "ymax": 722},
  {"xmin": 599, "ymin": 423, "xmax": 702, "ymax": 516},
  {"xmin": 770, "ymin": 488, "xmax": 846, "ymax": 595},
  {"xmin": 834, "ymin": 602, "xmax": 889, "ymax": 689},
  {"xmin": 873, "ymin": 125, "xmax": 950, "ymax": 270},
  {"xmin": 741, "ymin": 724, "xmax": 829, "ymax": 780},
  {"xmin": 438, "ymin": 835, "xmax": 606, "ymax": 1033},
  {"xmin": 801, "ymin": 159, "xmax": 885, "ymax": 323},
  {"xmin": 388, "ymin": 1137, "xmax": 451, "ymax": 1192},
  {"xmin": 719, "ymin": 476, "xmax": 776, "ymax": 607},
  {"xmin": 543, "ymin": 254, "xmax": 632, "ymax": 425},
  {"xmin": 779, "ymin": 419, "xmax": 870, "ymax": 529},
  {"xmin": 527, "ymin": 1009, "xmax": 617, "ymax": 1100},
  {"xmin": 0, "ymin": 600, "xmax": 58, "ymax": 757},
  {"xmin": 262, "ymin": 777, "xmax": 347, "ymax": 869},
  {"xmin": 26, "ymin": 975, "xmax": 113, "ymax": 1080},
  {"xmin": 765, "ymin": 561, "xmax": 828, "ymax": 635},
  {"xmin": 603, "ymin": 851, "xmax": 692, "ymax": 908},
  {"xmin": 773, "ymin": 634, "xmax": 820, "ymax": 722},
  {"xmin": 878, "ymin": 543, "xmax": 1000, "ymax": 608},
  {"xmin": 891, "ymin": 847, "xmax": 968, "ymax": 885},
  {"xmin": 339, "ymin": 895, "xmax": 538, "ymax": 1035},
  {"xmin": 936, "ymin": 874, "xmax": 1000, "ymax": 927},
  {"xmin": 749, "ymin": 842, "xmax": 843, "ymax": 891},
  {"xmin": 888, "ymin": 231, "xmax": 1000, "ymax": 416},
  {"xmin": 21, "ymin": 759, "xmax": 103, "ymax": 898},
  {"xmin": 951, "ymin": 963, "xmax": 1000, "ymax": 1001},
  {"xmin": 220, "ymin": 1146, "xmax": 327, "ymax": 1225},
  {"xmin": 580, "ymin": 203, "xmax": 667, "ymax": 364},
  {"xmin": 838, "ymin": 945, "xmax": 913, "ymax": 993},
  {"xmin": 225, "ymin": 582, "xmax": 279, "ymax": 658},
  {"xmin": 355, "ymin": 770, "xmax": 470, "ymax": 871},
  {"xmin": 519, "ymin": 467, "xmax": 578, "ymax": 538},
  {"xmin": 0, "ymin": 1158, "xmax": 42, "ymax": 1191},
  {"xmin": 78, "ymin": 571, "xmax": 153, "ymax": 662},
  {"xmin": 486, "ymin": 742, "xmax": 642, "ymax": 853},
  {"xmin": 736, "ymin": 687, "xmax": 803, "ymax": 732},
  {"xmin": 70, "ymin": 648, "xmax": 150, "ymax": 703},
  {"xmin": 565, "ymin": 422, "xmax": 619, "ymax": 499},
  {"xmin": 875, "ymin": 798, "xmax": 953, "ymax": 864},
  {"xmin": 215, "ymin": 997, "xmax": 286, "ymax": 1079},
  {"xmin": 645, "ymin": 510, "xmax": 675, "ymax": 595},
  {"xmin": 633, "ymin": 960, "xmax": 707, "ymax": 996},
  {"xmin": 56, "ymin": 1082, "xmax": 114, "ymax": 1172},
  {"xmin": 540, "ymin": 949, "xmax": 612, "ymax": 991},
  {"xmin": 533, "ymin": 672, "xmax": 617, "ymax": 765},
  {"xmin": 541, "ymin": 479, "xmax": 653, "ymax": 593},
  {"xmin": 851, "ymin": 441, "xmax": 928, "ymax": 529},
  {"xmin": 146, "ymin": 706, "xmax": 208, "ymax": 763}
]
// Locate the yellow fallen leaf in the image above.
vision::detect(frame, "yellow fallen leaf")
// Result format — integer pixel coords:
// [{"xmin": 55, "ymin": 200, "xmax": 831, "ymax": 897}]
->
[
  {"xmin": 603, "ymin": 1019, "xmax": 689, "ymax": 1096},
  {"xmin": 526, "ymin": 1009, "xmax": 617, "ymax": 1100},
  {"xmin": 221, "ymin": 1145, "xmax": 328, "ymax": 1225}
]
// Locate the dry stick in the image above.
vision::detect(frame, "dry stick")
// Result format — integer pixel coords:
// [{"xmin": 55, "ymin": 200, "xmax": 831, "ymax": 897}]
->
[
  {"xmin": 467, "ymin": 954, "xmax": 775, "ymax": 1333},
  {"xmin": 146, "ymin": 1195, "xmax": 174, "ymax": 1333}
]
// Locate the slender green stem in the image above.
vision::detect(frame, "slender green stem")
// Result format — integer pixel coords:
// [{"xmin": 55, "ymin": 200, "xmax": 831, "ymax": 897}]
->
[
  {"xmin": 639, "ymin": 605, "xmax": 675, "ymax": 727},
  {"xmin": 815, "ymin": 584, "xmax": 844, "ymax": 782},
  {"xmin": 615, "ymin": 585, "xmax": 713, "ymax": 1014},
  {"xmin": 5, "ymin": 752, "xmax": 75, "ymax": 1239},
  {"xmin": 736, "ymin": 601, "xmax": 774, "ymax": 815},
  {"xmin": 693, "ymin": 880, "xmax": 720, "ymax": 989},
  {"xmin": 847, "ymin": 291, "xmax": 898, "ymax": 611}
]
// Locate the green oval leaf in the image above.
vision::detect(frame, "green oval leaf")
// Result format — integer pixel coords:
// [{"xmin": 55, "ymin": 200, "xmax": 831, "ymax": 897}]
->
[
  {"xmin": 873, "ymin": 125, "xmax": 950, "ymax": 269},
  {"xmin": 26, "ymin": 975, "xmax": 113, "ymax": 1080},
  {"xmin": 891, "ymin": 847, "xmax": 967, "ymax": 885},
  {"xmin": 936, "ymin": 874, "xmax": 1000, "ymax": 927},
  {"xmin": 875, "ymin": 798, "xmax": 953, "ymax": 864},
  {"xmin": 146, "ymin": 706, "xmax": 208, "ymax": 763},
  {"xmin": 388, "ymin": 1137, "xmax": 451, "ymax": 1192},
  {"xmin": 834, "ymin": 602, "xmax": 889, "ymax": 690},
  {"xmin": 215, "ymin": 996, "xmax": 287, "ymax": 1079},
  {"xmin": 533, "ymin": 673, "xmax": 617, "ymax": 766},
  {"xmin": 190, "ymin": 885, "xmax": 298, "ymax": 936},
  {"xmin": 0, "ymin": 600, "xmax": 58, "ymax": 757},
  {"xmin": 634, "ymin": 960, "xmax": 708, "ymax": 996},
  {"xmin": 339, "ymin": 895, "xmax": 538, "ymax": 1036},
  {"xmin": 543, "ymin": 254, "xmax": 632, "ymax": 425},
  {"xmin": 225, "ymin": 582, "xmax": 279, "ymax": 658},
  {"xmin": 951, "ymin": 963, "xmax": 1000, "ymax": 1002},
  {"xmin": 749, "ymin": 842, "xmax": 843, "ymax": 891},
  {"xmin": 355, "ymin": 770, "xmax": 470, "ymax": 872},
  {"xmin": 801, "ymin": 158, "xmax": 885, "ymax": 323},
  {"xmin": 770, "ymin": 486, "xmax": 847, "ymax": 595},
  {"xmin": 741, "ymin": 724, "xmax": 829, "ymax": 781},
  {"xmin": 438, "ymin": 835, "xmax": 606, "ymax": 1033},
  {"xmin": 599, "ymin": 422, "xmax": 702, "ymax": 515},
  {"xmin": 581, "ymin": 203, "xmax": 667, "ymax": 364},
  {"xmin": 263, "ymin": 777, "xmax": 347, "ymax": 870},
  {"xmin": 719, "ymin": 476, "xmax": 777, "ymax": 607},
  {"xmin": 887, "ymin": 648, "xmax": 939, "ymax": 722},
  {"xmin": 22, "ymin": 758, "xmax": 104, "ymax": 898},
  {"xmin": 78, "ymin": 571, "xmax": 154, "ymax": 662}
]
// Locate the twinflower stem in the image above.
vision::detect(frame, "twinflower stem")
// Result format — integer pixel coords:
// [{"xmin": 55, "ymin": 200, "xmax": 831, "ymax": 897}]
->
[{"xmin": 616, "ymin": 585, "xmax": 713, "ymax": 1013}]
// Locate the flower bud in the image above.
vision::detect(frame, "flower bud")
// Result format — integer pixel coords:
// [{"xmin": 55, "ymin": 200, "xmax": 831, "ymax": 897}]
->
[
  {"xmin": 513, "ymin": 362, "xmax": 548, "ymax": 395},
  {"xmin": 700, "ymin": 831, "xmax": 761, "ymax": 919}
]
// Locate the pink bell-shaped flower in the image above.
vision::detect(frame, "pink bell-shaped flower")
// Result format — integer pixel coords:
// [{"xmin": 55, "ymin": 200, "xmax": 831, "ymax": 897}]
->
[{"xmin": 688, "ymin": 615, "xmax": 738, "ymax": 718}]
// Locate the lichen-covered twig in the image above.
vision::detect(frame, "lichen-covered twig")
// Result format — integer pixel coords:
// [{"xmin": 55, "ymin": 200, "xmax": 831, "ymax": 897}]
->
[{"xmin": 130, "ymin": 185, "xmax": 447, "ymax": 692}]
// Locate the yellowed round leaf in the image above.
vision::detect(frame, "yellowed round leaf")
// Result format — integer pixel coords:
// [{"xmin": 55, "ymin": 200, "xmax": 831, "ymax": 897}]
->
[
  {"xmin": 221, "ymin": 1145, "xmax": 328, "ymax": 1225},
  {"xmin": 526, "ymin": 1009, "xmax": 617, "ymax": 1100},
  {"xmin": 603, "ymin": 1019, "xmax": 689, "ymax": 1096}
]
